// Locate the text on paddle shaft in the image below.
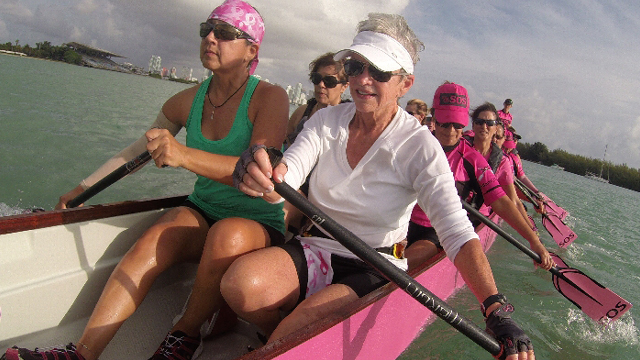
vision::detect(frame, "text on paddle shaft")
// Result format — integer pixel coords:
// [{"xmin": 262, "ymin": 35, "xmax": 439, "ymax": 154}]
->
[{"xmin": 405, "ymin": 284, "xmax": 461, "ymax": 324}]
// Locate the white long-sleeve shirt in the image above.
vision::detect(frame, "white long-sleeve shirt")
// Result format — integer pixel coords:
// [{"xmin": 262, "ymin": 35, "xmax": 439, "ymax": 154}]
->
[{"xmin": 284, "ymin": 102, "xmax": 478, "ymax": 263}]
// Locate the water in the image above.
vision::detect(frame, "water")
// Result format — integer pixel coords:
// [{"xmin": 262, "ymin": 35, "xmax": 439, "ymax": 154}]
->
[
  {"xmin": 399, "ymin": 165, "xmax": 640, "ymax": 359},
  {"xmin": 2, "ymin": 55, "xmax": 639, "ymax": 359},
  {"xmin": 1, "ymin": 54, "xmax": 195, "ymax": 209}
]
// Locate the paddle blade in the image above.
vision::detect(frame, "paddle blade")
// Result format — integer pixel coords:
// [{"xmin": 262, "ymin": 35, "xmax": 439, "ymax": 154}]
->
[
  {"xmin": 540, "ymin": 193, "xmax": 568, "ymax": 220},
  {"xmin": 551, "ymin": 254, "xmax": 632, "ymax": 323},
  {"xmin": 542, "ymin": 213, "xmax": 577, "ymax": 248}
]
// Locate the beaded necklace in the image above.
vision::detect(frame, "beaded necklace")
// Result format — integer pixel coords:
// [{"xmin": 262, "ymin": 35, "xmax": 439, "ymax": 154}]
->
[{"xmin": 206, "ymin": 75, "xmax": 250, "ymax": 120}]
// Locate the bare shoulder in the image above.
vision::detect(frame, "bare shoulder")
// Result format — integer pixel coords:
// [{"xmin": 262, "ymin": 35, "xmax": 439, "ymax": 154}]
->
[
  {"xmin": 161, "ymin": 83, "xmax": 202, "ymax": 127},
  {"xmin": 249, "ymin": 80, "xmax": 289, "ymax": 119},
  {"xmin": 290, "ymin": 104, "xmax": 307, "ymax": 119},
  {"xmin": 253, "ymin": 80, "xmax": 288, "ymax": 103},
  {"xmin": 287, "ymin": 104, "xmax": 308, "ymax": 132}
]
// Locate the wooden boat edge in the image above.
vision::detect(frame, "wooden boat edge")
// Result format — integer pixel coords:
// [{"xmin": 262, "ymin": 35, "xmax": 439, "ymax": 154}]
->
[{"xmin": 0, "ymin": 195, "xmax": 188, "ymax": 235}]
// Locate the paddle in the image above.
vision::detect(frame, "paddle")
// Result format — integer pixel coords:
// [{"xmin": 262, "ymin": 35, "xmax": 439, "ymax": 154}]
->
[
  {"xmin": 461, "ymin": 201, "xmax": 632, "ymax": 323},
  {"xmin": 67, "ymin": 151, "xmax": 152, "ymax": 208},
  {"xmin": 539, "ymin": 193, "xmax": 569, "ymax": 221},
  {"xmin": 514, "ymin": 179, "xmax": 577, "ymax": 248},
  {"xmin": 527, "ymin": 214, "xmax": 538, "ymax": 233},
  {"xmin": 514, "ymin": 179, "xmax": 569, "ymax": 220},
  {"xmin": 272, "ymin": 180, "xmax": 502, "ymax": 356}
]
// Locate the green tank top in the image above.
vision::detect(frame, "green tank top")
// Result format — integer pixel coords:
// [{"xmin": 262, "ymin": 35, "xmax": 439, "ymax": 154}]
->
[{"xmin": 186, "ymin": 75, "xmax": 285, "ymax": 234}]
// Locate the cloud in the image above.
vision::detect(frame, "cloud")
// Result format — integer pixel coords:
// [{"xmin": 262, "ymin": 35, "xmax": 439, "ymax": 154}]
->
[{"xmin": 2, "ymin": 0, "xmax": 639, "ymax": 167}]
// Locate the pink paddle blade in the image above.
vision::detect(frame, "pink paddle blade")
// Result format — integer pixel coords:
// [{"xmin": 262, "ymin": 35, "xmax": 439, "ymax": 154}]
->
[
  {"xmin": 551, "ymin": 253, "xmax": 632, "ymax": 323},
  {"xmin": 539, "ymin": 193, "xmax": 569, "ymax": 220},
  {"xmin": 542, "ymin": 213, "xmax": 577, "ymax": 248}
]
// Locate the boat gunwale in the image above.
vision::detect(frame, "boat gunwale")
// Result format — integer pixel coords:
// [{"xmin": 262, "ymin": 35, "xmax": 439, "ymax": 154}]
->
[{"xmin": 0, "ymin": 195, "xmax": 188, "ymax": 235}]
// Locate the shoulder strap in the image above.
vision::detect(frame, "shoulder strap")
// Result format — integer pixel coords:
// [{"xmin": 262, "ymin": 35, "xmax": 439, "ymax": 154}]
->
[{"xmin": 487, "ymin": 143, "xmax": 503, "ymax": 173}]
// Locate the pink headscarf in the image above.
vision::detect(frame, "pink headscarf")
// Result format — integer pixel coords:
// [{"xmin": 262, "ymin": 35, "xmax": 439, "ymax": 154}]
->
[{"xmin": 208, "ymin": 0, "xmax": 264, "ymax": 74}]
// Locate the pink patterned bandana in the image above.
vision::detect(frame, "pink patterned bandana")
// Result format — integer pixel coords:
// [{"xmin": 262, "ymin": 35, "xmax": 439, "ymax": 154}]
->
[{"xmin": 208, "ymin": 0, "xmax": 264, "ymax": 74}]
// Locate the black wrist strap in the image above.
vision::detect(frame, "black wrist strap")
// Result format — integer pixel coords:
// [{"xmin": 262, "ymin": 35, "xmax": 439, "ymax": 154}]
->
[{"xmin": 481, "ymin": 293, "xmax": 507, "ymax": 318}]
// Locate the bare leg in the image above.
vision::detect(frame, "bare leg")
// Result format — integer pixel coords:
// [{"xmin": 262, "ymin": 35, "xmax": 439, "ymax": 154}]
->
[
  {"xmin": 404, "ymin": 240, "xmax": 440, "ymax": 271},
  {"xmin": 221, "ymin": 246, "xmax": 300, "ymax": 336},
  {"xmin": 75, "ymin": 207, "xmax": 209, "ymax": 360},
  {"xmin": 172, "ymin": 217, "xmax": 274, "ymax": 337},
  {"xmin": 269, "ymin": 284, "xmax": 358, "ymax": 342}
]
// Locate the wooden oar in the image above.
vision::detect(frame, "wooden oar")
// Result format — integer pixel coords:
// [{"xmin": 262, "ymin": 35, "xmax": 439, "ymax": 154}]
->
[
  {"xmin": 514, "ymin": 179, "xmax": 577, "ymax": 247},
  {"xmin": 67, "ymin": 151, "xmax": 152, "ymax": 208},
  {"xmin": 462, "ymin": 201, "xmax": 632, "ymax": 323},
  {"xmin": 272, "ymin": 181, "xmax": 502, "ymax": 356}
]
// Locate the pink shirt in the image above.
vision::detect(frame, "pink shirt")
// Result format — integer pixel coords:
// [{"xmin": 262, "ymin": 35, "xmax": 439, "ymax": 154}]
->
[
  {"xmin": 478, "ymin": 154, "xmax": 513, "ymax": 216},
  {"xmin": 497, "ymin": 110, "xmax": 513, "ymax": 127},
  {"xmin": 508, "ymin": 152, "xmax": 525, "ymax": 178},
  {"xmin": 411, "ymin": 140, "xmax": 506, "ymax": 227}
]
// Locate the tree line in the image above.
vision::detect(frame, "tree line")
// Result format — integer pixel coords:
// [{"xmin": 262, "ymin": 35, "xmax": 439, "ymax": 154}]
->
[
  {"xmin": 1, "ymin": 40, "xmax": 82, "ymax": 65},
  {"xmin": 517, "ymin": 142, "xmax": 640, "ymax": 192}
]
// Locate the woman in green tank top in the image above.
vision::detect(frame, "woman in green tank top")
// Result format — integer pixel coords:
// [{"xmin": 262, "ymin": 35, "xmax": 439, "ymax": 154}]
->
[{"xmin": 13, "ymin": 2, "xmax": 289, "ymax": 360}]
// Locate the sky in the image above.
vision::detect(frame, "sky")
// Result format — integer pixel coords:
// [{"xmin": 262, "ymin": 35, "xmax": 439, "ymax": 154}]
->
[{"xmin": 2, "ymin": 0, "xmax": 640, "ymax": 168}]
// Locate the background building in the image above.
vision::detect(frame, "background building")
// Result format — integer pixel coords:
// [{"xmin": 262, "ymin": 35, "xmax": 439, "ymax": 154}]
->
[{"xmin": 148, "ymin": 55, "xmax": 162, "ymax": 74}]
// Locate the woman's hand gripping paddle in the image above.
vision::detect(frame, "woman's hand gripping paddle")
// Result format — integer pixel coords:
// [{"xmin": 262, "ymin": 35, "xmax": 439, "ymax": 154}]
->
[
  {"xmin": 261, "ymin": 149, "xmax": 502, "ymax": 357},
  {"xmin": 462, "ymin": 201, "xmax": 632, "ymax": 323},
  {"xmin": 514, "ymin": 179, "xmax": 577, "ymax": 248},
  {"xmin": 67, "ymin": 151, "xmax": 152, "ymax": 208}
]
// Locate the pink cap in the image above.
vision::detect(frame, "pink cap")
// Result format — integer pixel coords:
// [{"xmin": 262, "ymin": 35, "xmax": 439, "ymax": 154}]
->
[
  {"xmin": 432, "ymin": 83, "xmax": 470, "ymax": 126},
  {"xmin": 502, "ymin": 129, "xmax": 517, "ymax": 149},
  {"xmin": 208, "ymin": 0, "xmax": 264, "ymax": 74}
]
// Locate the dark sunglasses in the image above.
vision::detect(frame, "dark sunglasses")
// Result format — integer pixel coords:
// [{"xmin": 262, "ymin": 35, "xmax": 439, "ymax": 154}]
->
[
  {"xmin": 309, "ymin": 72, "xmax": 346, "ymax": 88},
  {"xmin": 200, "ymin": 22, "xmax": 252, "ymax": 41},
  {"xmin": 472, "ymin": 118, "xmax": 498, "ymax": 127},
  {"xmin": 494, "ymin": 134, "xmax": 505, "ymax": 140},
  {"xmin": 436, "ymin": 121, "xmax": 465, "ymax": 130},
  {"xmin": 343, "ymin": 59, "xmax": 407, "ymax": 83}
]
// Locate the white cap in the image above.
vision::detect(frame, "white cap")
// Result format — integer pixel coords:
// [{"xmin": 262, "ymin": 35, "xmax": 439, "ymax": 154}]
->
[{"xmin": 334, "ymin": 31, "xmax": 414, "ymax": 74}]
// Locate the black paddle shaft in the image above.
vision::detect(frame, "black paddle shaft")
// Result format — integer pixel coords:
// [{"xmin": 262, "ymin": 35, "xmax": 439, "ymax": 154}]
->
[
  {"xmin": 462, "ymin": 201, "xmax": 592, "ymax": 285},
  {"xmin": 67, "ymin": 151, "xmax": 152, "ymax": 208},
  {"xmin": 273, "ymin": 181, "xmax": 502, "ymax": 356}
]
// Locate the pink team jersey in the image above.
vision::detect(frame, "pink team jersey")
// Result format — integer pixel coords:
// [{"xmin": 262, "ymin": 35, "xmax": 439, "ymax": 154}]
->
[
  {"xmin": 497, "ymin": 110, "xmax": 513, "ymax": 127},
  {"xmin": 411, "ymin": 140, "xmax": 506, "ymax": 227}
]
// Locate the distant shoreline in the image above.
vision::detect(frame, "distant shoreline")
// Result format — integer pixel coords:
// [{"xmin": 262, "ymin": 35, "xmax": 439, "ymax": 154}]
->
[
  {"xmin": 0, "ymin": 49, "xmax": 27, "ymax": 57},
  {"xmin": 0, "ymin": 52, "xmax": 196, "ymax": 84}
]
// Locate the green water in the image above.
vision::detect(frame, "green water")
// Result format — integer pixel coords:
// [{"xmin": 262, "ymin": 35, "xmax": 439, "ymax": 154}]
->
[
  {"xmin": 2, "ymin": 54, "xmax": 639, "ymax": 359},
  {"xmin": 0, "ymin": 54, "xmax": 194, "ymax": 211}
]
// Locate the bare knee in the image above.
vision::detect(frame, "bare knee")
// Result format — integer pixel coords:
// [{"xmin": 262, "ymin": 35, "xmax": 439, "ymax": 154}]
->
[
  {"xmin": 221, "ymin": 249, "xmax": 298, "ymax": 314},
  {"xmin": 221, "ymin": 256, "xmax": 273, "ymax": 312},
  {"xmin": 124, "ymin": 209, "xmax": 207, "ymax": 269},
  {"xmin": 205, "ymin": 218, "xmax": 269, "ymax": 260}
]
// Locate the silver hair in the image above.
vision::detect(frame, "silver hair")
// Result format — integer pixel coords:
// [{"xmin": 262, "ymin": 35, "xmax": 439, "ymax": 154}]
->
[{"xmin": 356, "ymin": 13, "xmax": 424, "ymax": 65}]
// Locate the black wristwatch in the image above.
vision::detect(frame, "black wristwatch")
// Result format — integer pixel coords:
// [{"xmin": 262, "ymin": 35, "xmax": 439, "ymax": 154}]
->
[{"xmin": 481, "ymin": 293, "xmax": 507, "ymax": 318}]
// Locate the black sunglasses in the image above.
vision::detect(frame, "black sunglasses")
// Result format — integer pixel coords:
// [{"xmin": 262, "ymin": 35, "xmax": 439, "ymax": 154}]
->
[
  {"xmin": 200, "ymin": 22, "xmax": 252, "ymax": 41},
  {"xmin": 309, "ymin": 72, "xmax": 346, "ymax": 88},
  {"xmin": 436, "ymin": 121, "xmax": 465, "ymax": 130},
  {"xmin": 494, "ymin": 134, "xmax": 505, "ymax": 140},
  {"xmin": 343, "ymin": 59, "xmax": 407, "ymax": 83},
  {"xmin": 472, "ymin": 118, "xmax": 498, "ymax": 127}
]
